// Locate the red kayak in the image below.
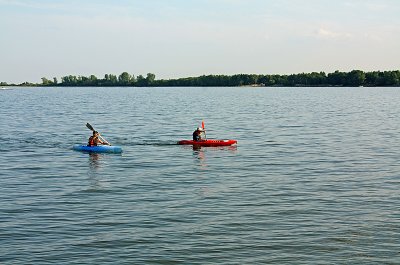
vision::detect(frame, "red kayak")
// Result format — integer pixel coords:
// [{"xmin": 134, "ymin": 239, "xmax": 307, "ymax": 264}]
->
[{"xmin": 177, "ymin": 139, "xmax": 237, "ymax": 147}]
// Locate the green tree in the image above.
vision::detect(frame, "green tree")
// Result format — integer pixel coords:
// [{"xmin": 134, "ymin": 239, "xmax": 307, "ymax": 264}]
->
[
  {"xmin": 89, "ymin": 75, "xmax": 98, "ymax": 86},
  {"xmin": 327, "ymin": 71, "xmax": 346, "ymax": 86},
  {"xmin": 136, "ymin": 75, "xmax": 146, "ymax": 86},
  {"xmin": 365, "ymin": 71, "xmax": 380, "ymax": 86},
  {"xmin": 118, "ymin": 72, "xmax": 132, "ymax": 85},
  {"xmin": 41, "ymin": 77, "xmax": 53, "ymax": 86},
  {"xmin": 345, "ymin": 70, "xmax": 366, "ymax": 86},
  {"xmin": 146, "ymin": 73, "xmax": 156, "ymax": 85},
  {"xmin": 382, "ymin": 71, "xmax": 400, "ymax": 86}
]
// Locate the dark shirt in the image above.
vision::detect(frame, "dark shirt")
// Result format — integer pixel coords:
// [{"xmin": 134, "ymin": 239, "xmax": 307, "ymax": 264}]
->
[
  {"xmin": 88, "ymin": 136, "xmax": 98, "ymax": 146},
  {"xmin": 193, "ymin": 130, "xmax": 202, "ymax": 141}
]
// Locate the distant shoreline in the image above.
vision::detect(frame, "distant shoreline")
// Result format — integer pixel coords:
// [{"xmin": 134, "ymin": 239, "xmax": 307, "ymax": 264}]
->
[{"xmin": 2, "ymin": 70, "xmax": 399, "ymax": 87}]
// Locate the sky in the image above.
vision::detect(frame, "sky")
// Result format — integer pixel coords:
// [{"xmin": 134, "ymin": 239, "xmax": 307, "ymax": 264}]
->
[{"xmin": 1, "ymin": 0, "xmax": 400, "ymax": 83}]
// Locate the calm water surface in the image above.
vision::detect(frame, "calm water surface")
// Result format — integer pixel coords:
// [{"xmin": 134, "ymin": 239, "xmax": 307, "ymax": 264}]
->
[{"xmin": 0, "ymin": 86, "xmax": 399, "ymax": 264}]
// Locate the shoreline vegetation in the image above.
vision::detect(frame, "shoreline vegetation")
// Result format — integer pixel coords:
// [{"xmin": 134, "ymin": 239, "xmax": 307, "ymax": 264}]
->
[{"xmin": 1, "ymin": 70, "xmax": 400, "ymax": 87}]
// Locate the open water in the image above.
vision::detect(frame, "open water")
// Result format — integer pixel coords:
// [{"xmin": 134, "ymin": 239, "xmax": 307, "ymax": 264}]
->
[{"xmin": 0, "ymin": 86, "xmax": 399, "ymax": 264}]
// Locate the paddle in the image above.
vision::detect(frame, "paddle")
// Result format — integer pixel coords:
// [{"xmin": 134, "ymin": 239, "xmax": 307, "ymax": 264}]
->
[
  {"xmin": 86, "ymin": 123, "xmax": 111, "ymax": 145},
  {"xmin": 201, "ymin": 120, "xmax": 207, "ymax": 140},
  {"xmin": 86, "ymin": 123, "xmax": 95, "ymax": 131}
]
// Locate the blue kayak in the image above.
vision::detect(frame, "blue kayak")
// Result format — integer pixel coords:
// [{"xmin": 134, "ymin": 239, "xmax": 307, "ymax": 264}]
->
[{"xmin": 73, "ymin": 145, "xmax": 123, "ymax": 153}]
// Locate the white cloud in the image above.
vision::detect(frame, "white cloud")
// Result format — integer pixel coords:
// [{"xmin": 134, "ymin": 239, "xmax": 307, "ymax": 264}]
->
[{"xmin": 316, "ymin": 28, "xmax": 352, "ymax": 39}]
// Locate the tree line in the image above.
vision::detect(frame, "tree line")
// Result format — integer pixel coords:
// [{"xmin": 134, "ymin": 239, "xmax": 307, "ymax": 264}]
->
[{"xmin": 2, "ymin": 70, "xmax": 400, "ymax": 87}]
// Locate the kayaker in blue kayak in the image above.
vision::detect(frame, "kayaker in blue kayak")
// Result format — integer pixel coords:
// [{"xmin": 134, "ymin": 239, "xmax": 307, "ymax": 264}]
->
[
  {"xmin": 193, "ymin": 127, "xmax": 205, "ymax": 141},
  {"xmin": 88, "ymin": 131, "xmax": 109, "ymax": 146}
]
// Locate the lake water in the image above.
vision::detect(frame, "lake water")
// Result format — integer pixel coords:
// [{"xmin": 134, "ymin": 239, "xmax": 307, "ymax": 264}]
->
[{"xmin": 0, "ymin": 86, "xmax": 399, "ymax": 264}]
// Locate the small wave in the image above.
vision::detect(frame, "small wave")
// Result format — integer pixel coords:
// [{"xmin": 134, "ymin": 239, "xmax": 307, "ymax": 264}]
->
[{"xmin": 277, "ymin": 125, "xmax": 304, "ymax": 128}]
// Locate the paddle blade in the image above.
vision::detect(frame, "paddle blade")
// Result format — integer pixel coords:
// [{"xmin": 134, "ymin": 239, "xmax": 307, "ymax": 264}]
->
[
  {"xmin": 86, "ymin": 123, "xmax": 94, "ymax": 131},
  {"xmin": 201, "ymin": 120, "xmax": 205, "ymax": 130}
]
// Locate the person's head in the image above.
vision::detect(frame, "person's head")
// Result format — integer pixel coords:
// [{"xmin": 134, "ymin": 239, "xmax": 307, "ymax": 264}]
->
[
  {"xmin": 93, "ymin": 131, "xmax": 99, "ymax": 136},
  {"xmin": 197, "ymin": 127, "xmax": 204, "ymax": 132}
]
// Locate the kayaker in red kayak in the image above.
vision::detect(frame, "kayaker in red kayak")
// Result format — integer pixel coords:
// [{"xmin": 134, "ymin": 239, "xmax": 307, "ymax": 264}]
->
[
  {"xmin": 88, "ymin": 131, "xmax": 109, "ymax": 146},
  {"xmin": 193, "ymin": 127, "xmax": 205, "ymax": 141},
  {"xmin": 178, "ymin": 121, "xmax": 237, "ymax": 146}
]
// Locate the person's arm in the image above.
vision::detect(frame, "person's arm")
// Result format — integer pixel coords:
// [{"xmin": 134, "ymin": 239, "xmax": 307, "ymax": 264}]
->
[
  {"xmin": 99, "ymin": 137, "xmax": 110, "ymax": 145},
  {"xmin": 94, "ymin": 137, "xmax": 104, "ymax": 145}
]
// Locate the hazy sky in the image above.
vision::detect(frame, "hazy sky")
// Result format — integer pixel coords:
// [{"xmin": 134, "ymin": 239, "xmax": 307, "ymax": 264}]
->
[{"xmin": 1, "ymin": 0, "xmax": 399, "ymax": 83}]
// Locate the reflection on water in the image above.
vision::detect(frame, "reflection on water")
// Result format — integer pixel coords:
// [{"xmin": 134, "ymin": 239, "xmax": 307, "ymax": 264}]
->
[
  {"xmin": 86, "ymin": 152, "xmax": 121, "ymax": 191},
  {"xmin": 192, "ymin": 145, "xmax": 238, "ymax": 153},
  {"xmin": 193, "ymin": 147, "xmax": 207, "ymax": 169},
  {"xmin": 192, "ymin": 145, "xmax": 238, "ymax": 169},
  {"xmin": 87, "ymin": 153, "xmax": 104, "ymax": 191},
  {"xmin": 89, "ymin": 152, "xmax": 103, "ymax": 170}
]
